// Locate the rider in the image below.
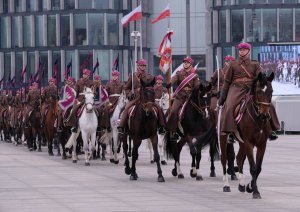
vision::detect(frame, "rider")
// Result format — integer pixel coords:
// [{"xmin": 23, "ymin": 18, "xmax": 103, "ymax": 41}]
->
[
  {"xmin": 100, "ymin": 70, "xmax": 124, "ymax": 132},
  {"xmin": 57, "ymin": 77, "xmax": 75, "ymax": 132},
  {"xmin": 166, "ymin": 57, "xmax": 201, "ymax": 139},
  {"xmin": 154, "ymin": 75, "xmax": 168, "ymax": 134},
  {"xmin": 218, "ymin": 42, "xmax": 280, "ymax": 141},
  {"xmin": 23, "ymin": 82, "xmax": 41, "ymax": 128},
  {"xmin": 117, "ymin": 59, "xmax": 166, "ymax": 136},
  {"xmin": 0, "ymin": 90, "xmax": 9, "ymax": 126},
  {"xmin": 66, "ymin": 69, "xmax": 94, "ymax": 133},
  {"xmin": 40, "ymin": 77, "xmax": 58, "ymax": 128}
]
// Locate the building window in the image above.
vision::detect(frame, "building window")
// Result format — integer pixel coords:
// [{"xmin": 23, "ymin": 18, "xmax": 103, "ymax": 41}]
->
[
  {"xmin": 296, "ymin": 9, "xmax": 300, "ymax": 42},
  {"xmin": 40, "ymin": 52, "xmax": 48, "ymax": 86},
  {"xmin": 15, "ymin": 53, "xmax": 23, "ymax": 86},
  {"xmin": 74, "ymin": 14, "xmax": 87, "ymax": 46},
  {"xmin": 35, "ymin": 15, "xmax": 44, "ymax": 47},
  {"xmin": 52, "ymin": 0, "xmax": 60, "ymax": 10},
  {"xmin": 222, "ymin": 47, "xmax": 232, "ymax": 64},
  {"xmin": 3, "ymin": 0, "xmax": 9, "ymax": 13},
  {"xmin": 88, "ymin": 14, "xmax": 104, "ymax": 45},
  {"xmin": 279, "ymin": 9, "xmax": 293, "ymax": 42},
  {"xmin": 263, "ymin": 9, "xmax": 277, "ymax": 42},
  {"xmin": 23, "ymin": 16, "xmax": 31, "ymax": 47},
  {"xmin": 48, "ymin": 15, "xmax": 56, "ymax": 46},
  {"xmin": 114, "ymin": 0, "xmax": 123, "ymax": 9},
  {"xmin": 27, "ymin": 52, "xmax": 35, "ymax": 77},
  {"xmin": 255, "ymin": 0, "xmax": 268, "ymax": 3},
  {"xmin": 268, "ymin": 0, "xmax": 282, "ymax": 3},
  {"xmin": 94, "ymin": 0, "xmax": 109, "ymax": 9},
  {"xmin": 4, "ymin": 53, "xmax": 11, "ymax": 84},
  {"xmin": 78, "ymin": 0, "xmax": 92, "ymax": 9},
  {"xmin": 65, "ymin": 0, "xmax": 75, "ymax": 10},
  {"xmin": 27, "ymin": 0, "xmax": 37, "ymax": 12},
  {"xmin": 219, "ymin": 10, "xmax": 226, "ymax": 43},
  {"xmin": 107, "ymin": 14, "xmax": 119, "ymax": 45},
  {"xmin": 231, "ymin": 10, "xmax": 244, "ymax": 42},
  {"xmin": 245, "ymin": 9, "xmax": 262, "ymax": 42},
  {"xmin": 61, "ymin": 15, "xmax": 70, "ymax": 46},
  {"xmin": 1, "ymin": 17, "xmax": 8, "ymax": 48},
  {"xmin": 15, "ymin": 0, "xmax": 22, "ymax": 12},
  {"xmin": 94, "ymin": 50, "xmax": 109, "ymax": 80},
  {"xmin": 79, "ymin": 51, "xmax": 93, "ymax": 76},
  {"xmin": 237, "ymin": 0, "xmax": 250, "ymax": 5},
  {"xmin": 284, "ymin": 0, "xmax": 297, "ymax": 3},
  {"xmin": 40, "ymin": 0, "xmax": 49, "ymax": 11},
  {"xmin": 12, "ymin": 17, "xmax": 19, "ymax": 48}
]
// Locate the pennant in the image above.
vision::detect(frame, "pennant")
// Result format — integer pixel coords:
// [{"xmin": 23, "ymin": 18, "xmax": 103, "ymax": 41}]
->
[
  {"xmin": 11, "ymin": 76, "xmax": 16, "ymax": 87},
  {"xmin": 112, "ymin": 54, "xmax": 119, "ymax": 71},
  {"xmin": 53, "ymin": 59, "xmax": 59, "ymax": 79},
  {"xmin": 121, "ymin": 5, "xmax": 142, "ymax": 27},
  {"xmin": 0, "ymin": 77, "xmax": 3, "ymax": 87},
  {"xmin": 58, "ymin": 85, "xmax": 76, "ymax": 111},
  {"xmin": 158, "ymin": 31, "xmax": 173, "ymax": 74},
  {"xmin": 28, "ymin": 74, "xmax": 33, "ymax": 86},
  {"xmin": 151, "ymin": 3, "xmax": 170, "ymax": 24},
  {"xmin": 79, "ymin": 53, "xmax": 92, "ymax": 70},
  {"xmin": 21, "ymin": 66, "xmax": 27, "ymax": 76},
  {"xmin": 93, "ymin": 58, "xmax": 99, "ymax": 73},
  {"xmin": 65, "ymin": 59, "xmax": 72, "ymax": 79}
]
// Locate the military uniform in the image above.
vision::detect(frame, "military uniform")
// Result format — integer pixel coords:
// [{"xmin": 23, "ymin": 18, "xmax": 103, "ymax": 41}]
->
[
  {"xmin": 0, "ymin": 92, "xmax": 10, "ymax": 124},
  {"xmin": 23, "ymin": 87, "xmax": 41, "ymax": 127},
  {"xmin": 40, "ymin": 83, "xmax": 57, "ymax": 126}
]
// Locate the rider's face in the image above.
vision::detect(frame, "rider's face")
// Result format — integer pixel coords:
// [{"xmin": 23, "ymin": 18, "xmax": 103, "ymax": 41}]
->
[
  {"xmin": 183, "ymin": 61, "xmax": 192, "ymax": 69},
  {"xmin": 239, "ymin": 48, "xmax": 250, "ymax": 57}
]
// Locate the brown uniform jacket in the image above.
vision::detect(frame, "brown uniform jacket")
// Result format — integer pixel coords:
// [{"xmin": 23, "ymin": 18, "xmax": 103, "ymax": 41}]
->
[
  {"xmin": 1, "ymin": 95, "xmax": 9, "ymax": 108},
  {"xmin": 171, "ymin": 68, "xmax": 201, "ymax": 100},
  {"xmin": 13, "ymin": 94, "xmax": 22, "ymax": 109},
  {"xmin": 75, "ymin": 78, "xmax": 94, "ymax": 101},
  {"xmin": 26, "ymin": 89, "xmax": 40, "ymax": 107},
  {"xmin": 42, "ymin": 85, "xmax": 57, "ymax": 103},
  {"xmin": 154, "ymin": 85, "xmax": 168, "ymax": 99},
  {"xmin": 106, "ymin": 80, "xmax": 123, "ymax": 105},
  {"xmin": 210, "ymin": 69, "xmax": 225, "ymax": 95}
]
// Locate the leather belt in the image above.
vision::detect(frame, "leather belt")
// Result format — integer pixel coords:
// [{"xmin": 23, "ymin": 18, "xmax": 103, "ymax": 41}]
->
[{"xmin": 233, "ymin": 78, "xmax": 253, "ymax": 83}]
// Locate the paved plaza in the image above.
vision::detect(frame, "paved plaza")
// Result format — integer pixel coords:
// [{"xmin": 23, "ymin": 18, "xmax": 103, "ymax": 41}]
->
[{"xmin": 0, "ymin": 135, "xmax": 300, "ymax": 212}]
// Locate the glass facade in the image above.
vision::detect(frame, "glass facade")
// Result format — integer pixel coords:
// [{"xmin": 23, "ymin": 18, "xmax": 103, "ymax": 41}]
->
[
  {"xmin": 23, "ymin": 16, "xmax": 31, "ymax": 47},
  {"xmin": 48, "ymin": 15, "xmax": 56, "ymax": 47},
  {"xmin": 88, "ymin": 14, "xmax": 104, "ymax": 46},
  {"xmin": 1, "ymin": 17, "xmax": 8, "ymax": 48},
  {"xmin": 35, "ymin": 15, "xmax": 44, "ymax": 47},
  {"xmin": 61, "ymin": 15, "xmax": 70, "ymax": 46},
  {"xmin": 12, "ymin": 16, "xmax": 19, "ymax": 48},
  {"xmin": 74, "ymin": 14, "xmax": 87, "ymax": 46},
  {"xmin": 231, "ymin": 10, "xmax": 244, "ymax": 42},
  {"xmin": 107, "ymin": 14, "xmax": 119, "ymax": 45}
]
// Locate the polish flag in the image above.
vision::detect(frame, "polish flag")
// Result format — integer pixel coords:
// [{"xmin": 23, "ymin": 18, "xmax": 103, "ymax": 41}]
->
[
  {"xmin": 152, "ymin": 3, "xmax": 170, "ymax": 24},
  {"xmin": 158, "ymin": 31, "xmax": 173, "ymax": 74},
  {"xmin": 121, "ymin": 5, "xmax": 142, "ymax": 28}
]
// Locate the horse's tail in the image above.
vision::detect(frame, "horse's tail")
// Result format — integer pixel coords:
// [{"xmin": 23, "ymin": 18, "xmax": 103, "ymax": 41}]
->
[
  {"xmin": 164, "ymin": 131, "xmax": 179, "ymax": 161},
  {"xmin": 194, "ymin": 122, "xmax": 219, "ymax": 158}
]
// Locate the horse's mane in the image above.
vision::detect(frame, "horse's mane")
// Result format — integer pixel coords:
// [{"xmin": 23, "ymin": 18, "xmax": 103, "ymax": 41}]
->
[{"xmin": 251, "ymin": 72, "xmax": 269, "ymax": 94}]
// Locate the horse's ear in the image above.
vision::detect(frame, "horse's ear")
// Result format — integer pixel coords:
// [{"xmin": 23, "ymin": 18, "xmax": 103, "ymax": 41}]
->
[
  {"xmin": 257, "ymin": 72, "xmax": 263, "ymax": 80},
  {"xmin": 268, "ymin": 72, "xmax": 275, "ymax": 82},
  {"xmin": 150, "ymin": 77, "xmax": 156, "ymax": 87},
  {"xmin": 199, "ymin": 83, "xmax": 204, "ymax": 91},
  {"xmin": 206, "ymin": 82, "xmax": 212, "ymax": 92}
]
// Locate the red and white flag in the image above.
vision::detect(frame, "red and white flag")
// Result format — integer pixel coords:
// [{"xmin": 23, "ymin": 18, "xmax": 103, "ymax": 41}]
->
[
  {"xmin": 121, "ymin": 5, "xmax": 142, "ymax": 28},
  {"xmin": 152, "ymin": 3, "xmax": 170, "ymax": 24},
  {"xmin": 158, "ymin": 31, "xmax": 173, "ymax": 74},
  {"xmin": 58, "ymin": 85, "xmax": 76, "ymax": 111}
]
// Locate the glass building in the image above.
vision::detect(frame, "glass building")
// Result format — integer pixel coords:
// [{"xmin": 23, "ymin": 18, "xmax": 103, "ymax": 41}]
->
[
  {"xmin": 0, "ymin": 0, "xmax": 151, "ymax": 88},
  {"xmin": 212, "ymin": 0, "xmax": 300, "ymax": 66}
]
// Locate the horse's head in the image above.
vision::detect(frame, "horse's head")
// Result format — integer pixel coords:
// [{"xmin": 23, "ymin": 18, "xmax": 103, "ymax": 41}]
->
[
  {"xmin": 190, "ymin": 82, "xmax": 212, "ymax": 118},
  {"xmin": 118, "ymin": 91, "xmax": 128, "ymax": 109},
  {"xmin": 140, "ymin": 77, "xmax": 156, "ymax": 116},
  {"xmin": 253, "ymin": 72, "xmax": 274, "ymax": 122},
  {"xmin": 159, "ymin": 92, "xmax": 170, "ymax": 112},
  {"xmin": 83, "ymin": 87, "xmax": 95, "ymax": 113}
]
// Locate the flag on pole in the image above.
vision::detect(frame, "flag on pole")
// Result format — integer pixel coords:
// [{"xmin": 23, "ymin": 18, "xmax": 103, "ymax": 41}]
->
[
  {"xmin": 53, "ymin": 59, "xmax": 59, "ymax": 79},
  {"xmin": 112, "ymin": 54, "xmax": 119, "ymax": 71},
  {"xmin": 79, "ymin": 53, "xmax": 92, "ymax": 70},
  {"xmin": 151, "ymin": 3, "xmax": 170, "ymax": 24},
  {"xmin": 21, "ymin": 66, "xmax": 27, "ymax": 76},
  {"xmin": 28, "ymin": 74, "xmax": 33, "ymax": 85},
  {"xmin": 158, "ymin": 31, "xmax": 173, "ymax": 74},
  {"xmin": 121, "ymin": 5, "xmax": 142, "ymax": 27},
  {"xmin": 58, "ymin": 85, "xmax": 76, "ymax": 111},
  {"xmin": 93, "ymin": 58, "xmax": 99, "ymax": 74},
  {"xmin": 0, "ymin": 77, "xmax": 3, "ymax": 88},
  {"xmin": 11, "ymin": 76, "xmax": 16, "ymax": 87},
  {"xmin": 171, "ymin": 62, "xmax": 199, "ymax": 78},
  {"xmin": 65, "ymin": 59, "xmax": 72, "ymax": 79}
]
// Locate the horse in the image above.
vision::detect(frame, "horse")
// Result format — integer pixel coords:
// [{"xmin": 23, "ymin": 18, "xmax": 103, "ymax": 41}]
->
[
  {"xmin": 282, "ymin": 62, "xmax": 288, "ymax": 82},
  {"xmin": 165, "ymin": 83, "xmax": 219, "ymax": 181},
  {"xmin": 219, "ymin": 72, "xmax": 274, "ymax": 199},
  {"xmin": 43, "ymin": 98, "xmax": 58, "ymax": 156},
  {"xmin": 121, "ymin": 78, "xmax": 165, "ymax": 182},
  {"xmin": 9, "ymin": 105, "xmax": 23, "ymax": 145},
  {"xmin": 100, "ymin": 91, "xmax": 127, "ymax": 164},
  {"xmin": 147, "ymin": 92, "xmax": 170, "ymax": 165},
  {"xmin": 70, "ymin": 87, "xmax": 98, "ymax": 166}
]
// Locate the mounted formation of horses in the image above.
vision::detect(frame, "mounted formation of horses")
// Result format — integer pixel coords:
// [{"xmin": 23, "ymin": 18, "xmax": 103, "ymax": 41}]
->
[
  {"xmin": 121, "ymin": 78, "xmax": 165, "ymax": 182},
  {"xmin": 165, "ymin": 83, "xmax": 219, "ymax": 181},
  {"xmin": 219, "ymin": 72, "xmax": 274, "ymax": 199}
]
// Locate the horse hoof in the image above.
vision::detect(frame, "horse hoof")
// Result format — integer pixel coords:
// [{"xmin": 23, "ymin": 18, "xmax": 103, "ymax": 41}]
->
[
  {"xmin": 150, "ymin": 160, "xmax": 155, "ymax": 164},
  {"xmin": 130, "ymin": 173, "xmax": 138, "ymax": 181},
  {"xmin": 210, "ymin": 171, "xmax": 216, "ymax": 177},
  {"xmin": 125, "ymin": 167, "xmax": 131, "ymax": 175},
  {"xmin": 29, "ymin": 148, "xmax": 33, "ymax": 151},
  {"xmin": 48, "ymin": 152, "xmax": 54, "ymax": 156},
  {"xmin": 239, "ymin": 184, "xmax": 246, "ymax": 192},
  {"xmin": 85, "ymin": 162, "xmax": 90, "ymax": 166},
  {"xmin": 161, "ymin": 160, "xmax": 167, "ymax": 165},
  {"xmin": 38, "ymin": 148, "xmax": 42, "ymax": 152},
  {"xmin": 114, "ymin": 160, "xmax": 119, "ymax": 165},
  {"xmin": 190, "ymin": 169, "xmax": 197, "ymax": 178},
  {"xmin": 196, "ymin": 176, "xmax": 203, "ymax": 181},
  {"xmin": 57, "ymin": 152, "xmax": 61, "ymax": 157},
  {"xmin": 72, "ymin": 160, "xmax": 77, "ymax": 163},
  {"xmin": 62, "ymin": 155, "xmax": 67, "ymax": 160},
  {"xmin": 231, "ymin": 174, "xmax": 238, "ymax": 181},
  {"xmin": 110, "ymin": 159, "xmax": 115, "ymax": 163},
  {"xmin": 171, "ymin": 168, "xmax": 177, "ymax": 177},
  {"xmin": 128, "ymin": 152, "xmax": 132, "ymax": 157},
  {"xmin": 253, "ymin": 192, "xmax": 262, "ymax": 199},
  {"xmin": 178, "ymin": 174, "xmax": 184, "ymax": 179},
  {"xmin": 223, "ymin": 186, "xmax": 231, "ymax": 192},
  {"xmin": 158, "ymin": 175, "xmax": 165, "ymax": 182},
  {"xmin": 246, "ymin": 184, "xmax": 253, "ymax": 193}
]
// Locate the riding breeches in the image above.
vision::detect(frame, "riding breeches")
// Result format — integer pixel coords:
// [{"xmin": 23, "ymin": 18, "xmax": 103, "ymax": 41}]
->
[{"xmin": 270, "ymin": 104, "xmax": 280, "ymax": 131}]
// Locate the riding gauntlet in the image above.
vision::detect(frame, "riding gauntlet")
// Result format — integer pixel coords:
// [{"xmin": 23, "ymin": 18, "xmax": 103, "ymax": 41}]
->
[{"xmin": 218, "ymin": 89, "xmax": 228, "ymax": 106}]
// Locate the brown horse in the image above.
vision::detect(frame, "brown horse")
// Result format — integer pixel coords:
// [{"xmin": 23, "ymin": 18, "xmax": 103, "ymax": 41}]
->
[
  {"xmin": 220, "ymin": 72, "xmax": 274, "ymax": 199},
  {"xmin": 9, "ymin": 105, "xmax": 23, "ymax": 145},
  {"xmin": 24, "ymin": 105, "xmax": 42, "ymax": 151},
  {"xmin": 121, "ymin": 78, "xmax": 165, "ymax": 182},
  {"xmin": 165, "ymin": 83, "xmax": 219, "ymax": 180},
  {"xmin": 43, "ymin": 98, "xmax": 58, "ymax": 156}
]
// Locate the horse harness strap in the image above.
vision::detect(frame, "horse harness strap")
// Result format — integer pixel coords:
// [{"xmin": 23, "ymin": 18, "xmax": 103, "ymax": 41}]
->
[{"xmin": 190, "ymin": 100, "xmax": 207, "ymax": 114}]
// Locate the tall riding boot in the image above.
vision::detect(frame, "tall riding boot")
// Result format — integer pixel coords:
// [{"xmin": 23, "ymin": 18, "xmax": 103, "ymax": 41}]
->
[{"xmin": 269, "ymin": 104, "xmax": 280, "ymax": 140}]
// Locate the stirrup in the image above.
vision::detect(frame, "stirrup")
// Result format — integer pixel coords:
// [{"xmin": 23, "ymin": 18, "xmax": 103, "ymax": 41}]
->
[
  {"xmin": 227, "ymin": 133, "xmax": 236, "ymax": 144},
  {"xmin": 71, "ymin": 127, "xmax": 78, "ymax": 133},
  {"xmin": 269, "ymin": 131, "xmax": 278, "ymax": 141}
]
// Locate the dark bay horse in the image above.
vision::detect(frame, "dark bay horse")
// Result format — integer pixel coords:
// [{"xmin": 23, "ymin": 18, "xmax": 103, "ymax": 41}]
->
[
  {"xmin": 24, "ymin": 106, "xmax": 42, "ymax": 151},
  {"xmin": 122, "ymin": 78, "xmax": 165, "ymax": 182},
  {"xmin": 165, "ymin": 83, "xmax": 219, "ymax": 180},
  {"xmin": 220, "ymin": 72, "xmax": 274, "ymax": 199}
]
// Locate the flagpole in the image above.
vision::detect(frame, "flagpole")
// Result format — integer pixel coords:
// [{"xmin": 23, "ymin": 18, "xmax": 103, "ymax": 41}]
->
[
  {"xmin": 167, "ymin": 1, "xmax": 172, "ymax": 110},
  {"xmin": 139, "ymin": 0, "xmax": 143, "ymax": 60}
]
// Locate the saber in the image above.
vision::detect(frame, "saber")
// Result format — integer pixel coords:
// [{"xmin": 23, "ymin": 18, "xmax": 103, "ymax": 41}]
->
[{"xmin": 215, "ymin": 54, "xmax": 222, "ymax": 149}]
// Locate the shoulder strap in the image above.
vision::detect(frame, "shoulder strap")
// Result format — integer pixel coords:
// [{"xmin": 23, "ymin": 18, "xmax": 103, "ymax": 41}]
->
[{"xmin": 240, "ymin": 64, "xmax": 253, "ymax": 79}]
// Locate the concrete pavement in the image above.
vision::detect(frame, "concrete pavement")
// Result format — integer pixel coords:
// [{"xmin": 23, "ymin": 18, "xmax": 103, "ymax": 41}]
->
[{"xmin": 0, "ymin": 135, "xmax": 300, "ymax": 212}]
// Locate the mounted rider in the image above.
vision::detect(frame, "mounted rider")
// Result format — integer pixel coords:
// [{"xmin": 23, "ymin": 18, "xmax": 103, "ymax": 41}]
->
[
  {"xmin": 40, "ymin": 77, "xmax": 58, "ymax": 128},
  {"xmin": 100, "ymin": 70, "xmax": 124, "ymax": 132},
  {"xmin": 66, "ymin": 69, "xmax": 94, "ymax": 133},
  {"xmin": 117, "ymin": 59, "xmax": 166, "ymax": 135},
  {"xmin": 154, "ymin": 75, "xmax": 168, "ymax": 99},
  {"xmin": 166, "ymin": 57, "xmax": 201, "ymax": 139},
  {"xmin": 0, "ymin": 90, "xmax": 10, "ymax": 126},
  {"xmin": 23, "ymin": 82, "xmax": 41, "ymax": 128},
  {"xmin": 57, "ymin": 77, "xmax": 75, "ymax": 132},
  {"xmin": 218, "ymin": 42, "xmax": 280, "ymax": 141}
]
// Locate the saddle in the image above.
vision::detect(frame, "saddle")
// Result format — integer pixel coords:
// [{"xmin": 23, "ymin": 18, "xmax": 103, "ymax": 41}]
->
[{"xmin": 128, "ymin": 102, "xmax": 158, "ymax": 120}]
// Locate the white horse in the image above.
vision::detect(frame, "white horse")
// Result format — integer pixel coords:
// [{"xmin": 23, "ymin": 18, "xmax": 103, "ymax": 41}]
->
[
  {"xmin": 282, "ymin": 62, "xmax": 288, "ymax": 82},
  {"xmin": 101, "ymin": 91, "xmax": 128, "ymax": 164},
  {"xmin": 291, "ymin": 63, "xmax": 297, "ymax": 85},
  {"xmin": 66, "ymin": 87, "xmax": 98, "ymax": 166},
  {"xmin": 148, "ymin": 92, "xmax": 170, "ymax": 165}
]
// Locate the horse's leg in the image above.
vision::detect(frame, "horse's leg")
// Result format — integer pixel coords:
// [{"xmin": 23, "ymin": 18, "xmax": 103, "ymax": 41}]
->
[
  {"xmin": 81, "ymin": 131, "xmax": 90, "ymax": 166},
  {"xmin": 227, "ymin": 143, "xmax": 237, "ymax": 180},
  {"xmin": 190, "ymin": 154, "xmax": 197, "ymax": 178},
  {"xmin": 147, "ymin": 139, "xmax": 154, "ymax": 164},
  {"xmin": 112, "ymin": 130, "xmax": 120, "ymax": 164},
  {"xmin": 195, "ymin": 149, "xmax": 203, "ymax": 181},
  {"xmin": 220, "ymin": 134, "xmax": 230, "ymax": 192},
  {"xmin": 175, "ymin": 137, "xmax": 185, "ymax": 179},
  {"xmin": 158, "ymin": 134, "xmax": 167, "ymax": 165},
  {"xmin": 72, "ymin": 134, "xmax": 78, "ymax": 163},
  {"xmin": 237, "ymin": 143, "xmax": 247, "ymax": 192},
  {"xmin": 128, "ymin": 136, "xmax": 132, "ymax": 157},
  {"xmin": 130, "ymin": 138, "xmax": 142, "ymax": 181},
  {"xmin": 59, "ymin": 131, "xmax": 67, "ymax": 160},
  {"xmin": 122, "ymin": 135, "xmax": 131, "ymax": 175},
  {"xmin": 89, "ymin": 132, "xmax": 97, "ymax": 164},
  {"xmin": 209, "ymin": 137, "xmax": 216, "ymax": 177},
  {"xmin": 151, "ymin": 135, "xmax": 165, "ymax": 182},
  {"xmin": 101, "ymin": 143, "xmax": 107, "ymax": 161}
]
